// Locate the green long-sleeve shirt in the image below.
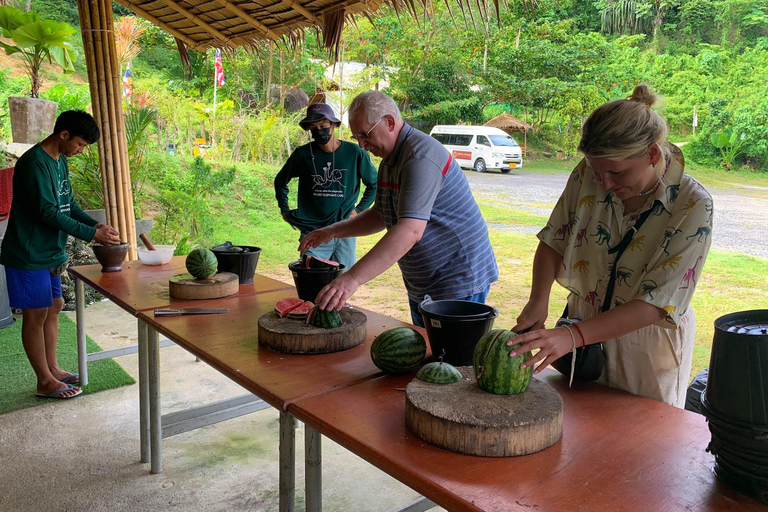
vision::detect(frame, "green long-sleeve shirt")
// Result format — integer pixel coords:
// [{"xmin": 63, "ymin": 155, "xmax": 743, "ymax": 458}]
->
[
  {"xmin": 0, "ymin": 144, "xmax": 97, "ymax": 270},
  {"xmin": 274, "ymin": 140, "xmax": 377, "ymax": 234}
]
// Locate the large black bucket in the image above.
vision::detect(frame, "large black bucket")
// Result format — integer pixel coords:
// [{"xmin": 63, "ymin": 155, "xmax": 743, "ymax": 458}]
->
[
  {"xmin": 703, "ymin": 309, "xmax": 768, "ymax": 425},
  {"xmin": 288, "ymin": 260, "xmax": 345, "ymax": 302},
  {"xmin": 418, "ymin": 297, "xmax": 498, "ymax": 366},
  {"xmin": 211, "ymin": 243, "xmax": 262, "ymax": 284}
]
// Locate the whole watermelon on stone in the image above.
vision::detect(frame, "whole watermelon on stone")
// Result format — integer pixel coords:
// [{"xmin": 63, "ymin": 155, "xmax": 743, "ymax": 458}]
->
[
  {"xmin": 186, "ymin": 248, "xmax": 218, "ymax": 279},
  {"xmin": 370, "ymin": 327, "xmax": 426, "ymax": 373},
  {"xmin": 473, "ymin": 329, "xmax": 533, "ymax": 395}
]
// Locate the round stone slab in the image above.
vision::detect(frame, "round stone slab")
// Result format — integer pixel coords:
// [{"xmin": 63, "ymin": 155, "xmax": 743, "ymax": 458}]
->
[{"xmin": 405, "ymin": 366, "xmax": 563, "ymax": 457}]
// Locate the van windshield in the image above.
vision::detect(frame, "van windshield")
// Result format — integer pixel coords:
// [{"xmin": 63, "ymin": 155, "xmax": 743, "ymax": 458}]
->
[{"xmin": 489, "ymin": 135, "xmax": 520, "ymax": 147}]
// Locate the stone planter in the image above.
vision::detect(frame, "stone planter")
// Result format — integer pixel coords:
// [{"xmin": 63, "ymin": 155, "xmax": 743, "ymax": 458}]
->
[
  {"xmin": 84, "ymin": 209, "xmax": 107, "ymax": 225},
  {"xmin": 8, "ymin": 97, "xmax": 57, "ymax": 144}
]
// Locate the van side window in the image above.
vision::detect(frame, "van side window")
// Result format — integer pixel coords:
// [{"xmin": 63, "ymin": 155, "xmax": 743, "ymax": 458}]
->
[
  {"xmin": 431, "ymin": 133, "xmax": 473, "ymax": 146},
  {"xmin": 477, "ymin": 135, "xmax": 491, "ymax": 147}
]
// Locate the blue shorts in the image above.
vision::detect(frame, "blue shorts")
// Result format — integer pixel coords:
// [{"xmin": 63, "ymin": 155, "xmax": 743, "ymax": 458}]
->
[{"xmin": 4, "ymin": 267, "xmax": 62, "ymax": 309}]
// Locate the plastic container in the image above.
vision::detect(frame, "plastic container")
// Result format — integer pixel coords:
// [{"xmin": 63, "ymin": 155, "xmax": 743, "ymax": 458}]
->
[
  {"xmin": 288, "ymin": 260, "xmax": 345, "ymax": 302},
  {"xmin": 418, "ymin": 297, "xmax": 499, "ymax": 366},
  {"xmin": 211, "ymin": 242, "xmax": 262, "ymax": 284},
  {"xmin": 137, "ymin": 245, "xmax": 175, "ymax": 265},
  {"xmin": 703, "ymin": 309, "xmax": 768, "ymax": 426}
]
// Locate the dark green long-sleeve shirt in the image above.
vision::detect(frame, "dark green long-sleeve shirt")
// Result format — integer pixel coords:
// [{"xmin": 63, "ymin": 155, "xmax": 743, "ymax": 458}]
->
[
  {"xmin": 0, "ymin": 144, "xmax": 98, "ymax": 270},
  {"xmin": 274, "ymin": 140, "xmax": 377, "ymax": 234}
]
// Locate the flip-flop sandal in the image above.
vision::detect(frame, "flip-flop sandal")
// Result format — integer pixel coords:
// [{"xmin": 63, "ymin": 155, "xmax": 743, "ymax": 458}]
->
[
  {"xmin": 61, "ymin": 373, "xmax": 80, "ymax": 385},
  {"xmin": 36, "ymin": 385, "xmax": 83, "ymax": 400}
]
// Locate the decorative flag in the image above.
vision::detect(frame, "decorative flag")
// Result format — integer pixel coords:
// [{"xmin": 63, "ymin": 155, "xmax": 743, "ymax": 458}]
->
[
  {"xmin": 122, "ymin": 65, "xmax": 133, "ymax": 99},
  {"xmin": 214, "ymin": 49, "xmax": 225, "ymax": 87}
]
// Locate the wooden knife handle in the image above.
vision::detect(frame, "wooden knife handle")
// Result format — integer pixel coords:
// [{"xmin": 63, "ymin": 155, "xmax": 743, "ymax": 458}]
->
[{"xmin": 140, "ymin": 233, "xmax": 156, "ymax": 251}]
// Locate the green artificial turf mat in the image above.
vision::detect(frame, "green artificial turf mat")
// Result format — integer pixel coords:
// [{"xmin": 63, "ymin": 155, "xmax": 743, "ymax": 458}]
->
[{"xmin": 0, "ymin": 314, "xmax": 135, "ymax": 414}]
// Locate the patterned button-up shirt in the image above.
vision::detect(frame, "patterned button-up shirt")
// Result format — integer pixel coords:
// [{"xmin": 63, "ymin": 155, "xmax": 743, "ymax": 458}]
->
[{"xmin": 538, "ymin": 144, "xmax": 713, "ymax": 328}]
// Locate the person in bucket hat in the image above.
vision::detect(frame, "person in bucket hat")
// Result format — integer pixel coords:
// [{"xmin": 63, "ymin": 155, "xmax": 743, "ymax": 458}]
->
[{"xmin": 274, "ymin": 103, "xmax": 377, "ymax": 271}]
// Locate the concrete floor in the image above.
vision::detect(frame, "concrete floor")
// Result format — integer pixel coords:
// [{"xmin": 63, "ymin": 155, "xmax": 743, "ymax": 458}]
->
[{"xmin": 0, "ymin": 300, "xmax": 445, "ymax": 512}]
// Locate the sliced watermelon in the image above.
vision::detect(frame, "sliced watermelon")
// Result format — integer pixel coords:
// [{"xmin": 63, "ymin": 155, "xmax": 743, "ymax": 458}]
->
[
  {"xmin": 286, "ymin": 301, "xmax": 314, "ymax": 319},
  {"xmin": 304, "ymin": 256, "xmax": 340, "ymax": 270},
  {"xmin": 274, "ymin": 298, "xmax": 304, "ymax": 318}
]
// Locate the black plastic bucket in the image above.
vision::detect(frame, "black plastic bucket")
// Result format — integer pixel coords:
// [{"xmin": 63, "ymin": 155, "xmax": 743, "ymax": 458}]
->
[
  {"xmin": 211, "ymin": 243, "xmax": 262, "ymax": 284},
  {"xmin": 288, "ymin": 260, "xmax": 346, "ymax": 302},
  {"xmin": 704, "ymin": 309, "xmax": 768, "ymax": 426},
  {"xmin": 418, "ymin": 298, "xmax": 498, "ymax": 366}
]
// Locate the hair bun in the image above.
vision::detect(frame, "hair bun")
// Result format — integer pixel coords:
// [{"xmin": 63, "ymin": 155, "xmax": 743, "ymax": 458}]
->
[{"xmin": 628, "ymin": 84, "xmax": 657, "ymax": 108}]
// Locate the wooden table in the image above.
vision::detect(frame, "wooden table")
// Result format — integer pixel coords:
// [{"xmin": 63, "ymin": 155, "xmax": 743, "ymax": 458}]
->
[{"xmin": 287, "ymin": 370, "xmax": 765, "ymax": 512}]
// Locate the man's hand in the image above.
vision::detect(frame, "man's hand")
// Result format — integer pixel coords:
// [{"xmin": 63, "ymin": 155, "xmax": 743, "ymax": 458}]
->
[
  {"xmin": 94, "ymin": 223, "xmax": 120, "ymax": 245},
  {"xmin": 281, "ymin": 211, "xmax": 297, "ymax": 230},
  {"xmin": 299, "ymin": 227, "xmax": 335, "ymax": 253},
  {"xmin": 348, "ymin": 209, "xmax": 358, "ymax": 219},
  {"xmin": 314, "ymin": 273, "xmax": 360, "ymax": 311}
]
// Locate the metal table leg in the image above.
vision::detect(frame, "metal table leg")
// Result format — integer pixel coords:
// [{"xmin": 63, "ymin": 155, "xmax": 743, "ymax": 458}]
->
[
  {"xmin": 138, "ymin": 319, "xmax": 150, "ymax": 463},
  {"xmin": 305, "ymin": 425, "xmax": 322, "ymax": 512},
  {"xmin": 279, "ymin": 411, "xmax": 296, "ymax": 512},
  {"xmin": 148, "ymin": 325, "xmax": 162, "ymax": 473},
  {"xmin": 75, "ymin": 277, "xmax": 88, "ymax": 386}
]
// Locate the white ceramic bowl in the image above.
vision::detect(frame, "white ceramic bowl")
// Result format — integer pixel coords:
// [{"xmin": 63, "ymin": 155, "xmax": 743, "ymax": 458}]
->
[{"xmin": 137, "ymin": 245, "xmax": 175, "ymax": 265}]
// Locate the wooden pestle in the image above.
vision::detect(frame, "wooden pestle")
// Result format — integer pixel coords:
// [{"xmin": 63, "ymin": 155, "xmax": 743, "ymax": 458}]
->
[{"xmin": 140, "ymin": 233, "xmax": 156, "ymax": 251}]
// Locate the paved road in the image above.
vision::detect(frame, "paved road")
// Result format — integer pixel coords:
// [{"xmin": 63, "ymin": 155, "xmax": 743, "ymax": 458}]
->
[{"xmin": 465, "ymin": 169, "xmax": 768, "ymax": 260}]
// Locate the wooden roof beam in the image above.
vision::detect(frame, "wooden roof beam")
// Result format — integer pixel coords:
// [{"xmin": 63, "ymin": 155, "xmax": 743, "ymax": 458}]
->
[
  {"xmin": 113, "ymin": 0, "xmax": 206, "ymax": 48},
  {"xmin": 279, "ymin": 0, "xmax": 321, "ymax": 25},
  {"xmin": 162, "ymin": 0, "xmax": 232, "ymax": 43},
  {"xmin": 216, "ymin": 0, "xmax": 280, "ymax": 41}
]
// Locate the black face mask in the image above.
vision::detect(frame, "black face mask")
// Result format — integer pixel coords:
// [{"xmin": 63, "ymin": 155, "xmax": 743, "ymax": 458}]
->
[{"xmin": 310, "ymin": 127, "xmax": 333, "ymax": 145}]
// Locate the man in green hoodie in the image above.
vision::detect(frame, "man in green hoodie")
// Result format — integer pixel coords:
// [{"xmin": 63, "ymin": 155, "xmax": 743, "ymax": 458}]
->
[
  {"xmin": 1, "ymin": 110, "xmax": 120, "ymax": 400},
  {"xmin": 274, "ymin": 103, "xmax": 377, "ymax": 270}
]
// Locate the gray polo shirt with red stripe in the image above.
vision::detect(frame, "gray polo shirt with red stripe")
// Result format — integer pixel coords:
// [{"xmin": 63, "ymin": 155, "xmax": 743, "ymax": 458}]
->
[{"xmin": 374, "ymin": 124, "xmax": 498, "ymax": 302}]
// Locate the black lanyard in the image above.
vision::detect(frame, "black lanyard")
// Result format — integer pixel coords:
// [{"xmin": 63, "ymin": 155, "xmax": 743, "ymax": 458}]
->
[{"xmin": 601, "ymin": 200, "xmax": 659, "ymax": 312}]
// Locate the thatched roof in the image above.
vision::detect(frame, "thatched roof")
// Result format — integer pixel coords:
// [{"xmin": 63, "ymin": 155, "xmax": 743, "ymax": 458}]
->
[
  {"xmin": 484, "ymin": 112, "xmax": 532, "ymax": 132},
  {"xmin": 115, "ymin": 0, "xmax": 502, "ymax": 56}
]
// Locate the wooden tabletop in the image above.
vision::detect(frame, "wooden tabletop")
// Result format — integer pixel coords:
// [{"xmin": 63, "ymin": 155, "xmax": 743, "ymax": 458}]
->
[
  {"xmin": 69, "ymin": 256, "xmax": 292, "ymax": 315},
  {"xmin": 137, "ymin": 290, "xmax": 427, "ymax": 410},
  {"xmin": 287, "ymin": 371, "xmax": 763, "ymax": 512}
]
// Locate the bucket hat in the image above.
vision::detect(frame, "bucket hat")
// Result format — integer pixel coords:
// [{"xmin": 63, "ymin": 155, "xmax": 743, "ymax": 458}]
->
[{"xmin": 299, "ymin": 103, "xmax": 341, "ymax": 130}]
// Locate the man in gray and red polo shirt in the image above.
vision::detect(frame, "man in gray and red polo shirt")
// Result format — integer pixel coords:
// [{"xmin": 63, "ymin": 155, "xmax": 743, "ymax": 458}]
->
[{"xmin": 299, "ymin": 91, "xmax": 498, "ymax": 326}]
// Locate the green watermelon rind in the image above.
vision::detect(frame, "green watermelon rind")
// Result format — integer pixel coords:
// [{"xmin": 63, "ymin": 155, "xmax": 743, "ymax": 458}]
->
[
  {"xmin": 472, "ymin": 328, "xmax": 533, "ymax": 395},
  {"xmin": 306, "ymin": 306, "xmax": 342, "ymax": 328},
  {"xmin": 370, "ymin": 327, "xmax": 427, "ymax": 373},
  {"xmin": 416, "ymin": 361, "xmax": 463, "ymax": 384},
  {"xmin": 185, "ymin": 248, "xmax": 218, "ymax": 279}
]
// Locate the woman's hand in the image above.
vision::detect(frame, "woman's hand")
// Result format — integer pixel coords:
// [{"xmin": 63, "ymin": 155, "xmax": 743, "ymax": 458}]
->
[
  {"xmin": 511, "ymin": 299, "xmax": 549, "ymax": 334},
  {"xmin": 507, "ymin": 327, "xmax": 575, "ymax": 374}
]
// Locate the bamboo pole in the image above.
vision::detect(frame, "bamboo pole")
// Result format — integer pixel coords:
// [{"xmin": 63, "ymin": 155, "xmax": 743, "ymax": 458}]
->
[{"xmin": 105, "ymin": 0, "xmax": 137, "ymax": 257}]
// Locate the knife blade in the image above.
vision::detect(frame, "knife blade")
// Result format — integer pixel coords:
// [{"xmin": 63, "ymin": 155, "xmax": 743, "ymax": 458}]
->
[{"xmin": 154, "ymin": 308, "xmax": 229, "ymax": 316}]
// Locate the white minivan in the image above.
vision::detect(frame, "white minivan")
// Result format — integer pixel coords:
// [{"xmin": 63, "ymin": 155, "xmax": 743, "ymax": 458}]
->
[{"xmin": 429, "ymin": 125, "xmax": 523, "ymax": 173}]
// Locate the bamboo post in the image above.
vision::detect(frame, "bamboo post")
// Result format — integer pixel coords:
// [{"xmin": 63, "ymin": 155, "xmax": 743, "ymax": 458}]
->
[{"xmin": 78, "ymin": 0, "xmax": 137, "ymax": 259}]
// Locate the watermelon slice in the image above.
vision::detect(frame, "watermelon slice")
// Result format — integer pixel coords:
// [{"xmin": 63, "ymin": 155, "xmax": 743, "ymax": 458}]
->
[
  {"xmin": 274, "ymin": 298, "xmax": 304, "ymax": 318},
  {"xmin": 286, "ymin": 301, "xmax": 314, "ymax": 319},
  {"xmin": 302, "ymin": 255, "xmax": 340, "ymax": 270}
]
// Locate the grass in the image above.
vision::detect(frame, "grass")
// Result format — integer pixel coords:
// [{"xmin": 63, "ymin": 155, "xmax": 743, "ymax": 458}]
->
[
  {"xmin": 0, "ymin": 314, "xmax": 135, "ymax": 415},
  {"xmin": 204, "ymin": 159, "xmax": 767, "ymax": 381}
]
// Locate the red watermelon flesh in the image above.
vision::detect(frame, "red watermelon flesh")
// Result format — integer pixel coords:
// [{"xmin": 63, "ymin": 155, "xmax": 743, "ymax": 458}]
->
[
  {"xmin": 305, "ymin": 256, "xmax": 340, "ymax": 270},
  {"xmin": 287, "ymin": 301, "xmax": 314, "ymax": 318},
  {"xmin": 274, "ymin": 298, "xmax": 304, "ymax": 318}
]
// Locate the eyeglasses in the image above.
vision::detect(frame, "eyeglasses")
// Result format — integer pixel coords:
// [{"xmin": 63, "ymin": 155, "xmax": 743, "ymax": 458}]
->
[{"xmin": 351, "ymin": 116, "xmax": 385, "ymax": 141}]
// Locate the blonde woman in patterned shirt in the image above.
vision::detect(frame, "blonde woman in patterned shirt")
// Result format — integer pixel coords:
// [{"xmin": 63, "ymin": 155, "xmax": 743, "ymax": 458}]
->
[{"xmin": 509, "ymin": 85, "xmax": 713, "ymax": 407}]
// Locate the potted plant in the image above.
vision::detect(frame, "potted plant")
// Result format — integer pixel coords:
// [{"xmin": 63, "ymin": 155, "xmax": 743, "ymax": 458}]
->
[{"xmin": 0, "ymin": 6, "xmax": 78, "ymax": 143}]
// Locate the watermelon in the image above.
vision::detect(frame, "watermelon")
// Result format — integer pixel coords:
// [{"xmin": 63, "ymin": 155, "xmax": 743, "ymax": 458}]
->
[
  {"xmin": 370, "ymin": 327, "xmax": 426, "ymax": 373},
  {"xmin": 416, "ymin": 361, "xmax": 463, "ymax": 384},
  {"xmin": 274, "ymin": 298, "xmax": 304, "ymax": 318},
  {"xmin": 287, "ymin": 301, "xmax": 314, "ymax": 319},
  {"xmin": 301, "ymin": 254, "xmax": 340, "ymax": 270},
  {"xmin": 306, "ymin": 306, "xmax": 342, "ymax": 328},
  {"xmin": 473, "ymin": 329, "xmax": 533, "ymax": 395},
  {"xmin": 185, "ymin": 248, "xmax": 218, "ymax": 279}
]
